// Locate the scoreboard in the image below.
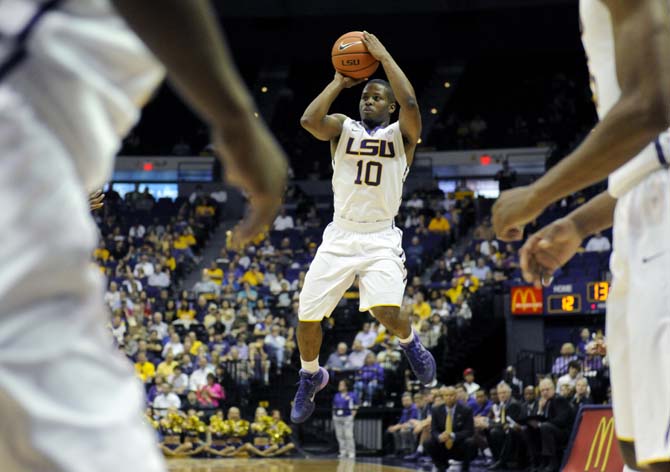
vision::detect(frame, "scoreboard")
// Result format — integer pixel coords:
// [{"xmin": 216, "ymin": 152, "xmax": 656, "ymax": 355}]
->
[{"xmin": 511, "ymin": 281, "xmax": 609, "ymax": 315}]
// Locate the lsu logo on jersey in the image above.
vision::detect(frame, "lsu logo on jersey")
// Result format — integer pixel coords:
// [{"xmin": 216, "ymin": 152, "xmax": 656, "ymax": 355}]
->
[{"xmin": 345, "ymin": 138, "xmax": 396, "ymax": 158}]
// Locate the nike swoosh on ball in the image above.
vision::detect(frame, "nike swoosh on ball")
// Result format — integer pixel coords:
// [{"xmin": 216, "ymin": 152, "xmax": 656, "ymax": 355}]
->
[{"xmin": 338, "ymin": 41, "xmax": 361, "ymax": 51}]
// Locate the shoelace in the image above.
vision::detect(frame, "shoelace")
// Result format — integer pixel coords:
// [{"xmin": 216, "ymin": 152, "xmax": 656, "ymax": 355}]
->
[{"xmin": 294, "ymin": 376, "xmax": 317, "ymax": 405}]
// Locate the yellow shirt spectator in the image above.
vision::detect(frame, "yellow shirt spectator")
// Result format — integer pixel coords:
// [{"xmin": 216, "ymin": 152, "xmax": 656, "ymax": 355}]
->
[
  {"xmin": 413, "ymin": 301, "xmax": 432, "ymax": 320},
  {"xmin": 164, "ymin": 256, "xmax": 177, "ymax": 271},
  {"xmin": 457, "ymin": 273, "xmax": 480, "ymax": 293},
  {"xmin": 241, "ymin": 267, "xmax": 265, "ymax": 286},
  {"xmin": 428, "ymin": 215, "xmax": 451, "ymax": 233},
  {"xmin": 189, "ymin": 340, "xmax": 203, "ymax": 356},
  {"xmin": 445, "ymin": 283, "xmax": 463, "ymax": 304},
  {"xmin": 94, "ymin": 247, "xmax": 110, "ymax": 262},
  {"xmin": 135, "ymin": 358, "xmax": 155, "ymax": 383},
  {"xmin": 205, "ymin": 265, "xmax": 223, "ymax": 285},
  {"xmin": 156, "ymin": 360, "xmax": 178, "ymax": 378},
  {"xmin": 177, "ymin": 307, "xmax": 195, "ymax": 321}
]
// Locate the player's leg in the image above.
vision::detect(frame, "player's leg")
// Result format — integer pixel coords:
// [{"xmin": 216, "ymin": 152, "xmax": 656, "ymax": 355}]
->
[
  {"xmin": 624, "ymin": 173, "xmax": 670, "ymax": 471},
  {"xmin": 607, "ymin": 194, "xmax": 641, "ymax": 470},
  {"xmin": 292, "ymin": 225, "xmax": 357, "ymax": 423},
  {"xmin": 361, "ymin": 227, "xmax": 436, "ymax": 386},
  {"xmin": 0, "ymin": 91, "xmax": 164, "ymax": 472}
]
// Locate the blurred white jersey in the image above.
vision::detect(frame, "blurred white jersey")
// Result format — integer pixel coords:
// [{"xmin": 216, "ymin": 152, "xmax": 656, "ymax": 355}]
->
[
  {"xmin": 580, "ymin": 0, "xmax": 669, "ymax": 198},
  {"xmin": 332, "ymin": 117, "xmax": 409, "ymax": 232},
  {"xmin": 0, "ymin": 0, "xmax": 165, "ymax": 192}
]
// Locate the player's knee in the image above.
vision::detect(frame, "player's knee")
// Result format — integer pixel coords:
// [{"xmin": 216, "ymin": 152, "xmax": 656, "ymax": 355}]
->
[
  {"xmin": 371, "ymin": 306, "xmax": 401, "ymax": 322},
  {"xmin": 618, "ymin": 440, "xmax": 642, "ymax": 470}
]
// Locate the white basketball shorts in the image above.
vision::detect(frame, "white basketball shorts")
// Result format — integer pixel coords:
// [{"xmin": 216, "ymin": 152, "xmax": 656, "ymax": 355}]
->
[
  {"xmin": 298, "ymin": 222, "xmax": 407, "ymax": 322},
  {"xmin": 607, "ymin": 168, "xmax": 670, "ymax": 466},
  {"xmin": 0, "ymin": 88, "xmax": 165, "ymax": 471}
]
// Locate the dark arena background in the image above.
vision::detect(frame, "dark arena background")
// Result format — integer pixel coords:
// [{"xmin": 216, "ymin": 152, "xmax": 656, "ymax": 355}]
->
[{"xmin": 99, "ymin": 1, "xmax": 618, "ymax": 471}]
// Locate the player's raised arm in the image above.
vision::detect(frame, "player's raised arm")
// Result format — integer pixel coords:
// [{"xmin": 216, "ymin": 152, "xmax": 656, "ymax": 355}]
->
[
  {"xmin": 362, "ymin": 32, "xmax": 421, "ymax": 163},
  {"xmin": 492, "ymin": 0, "xmax": 670, "ymax": 240},
  {"xmin": 300, "ymin": 73, "xmax": 364, "ymax": 141},
  {"xmin": 111, "ymin": 0, "xmax": 287, "ymax": 245}
]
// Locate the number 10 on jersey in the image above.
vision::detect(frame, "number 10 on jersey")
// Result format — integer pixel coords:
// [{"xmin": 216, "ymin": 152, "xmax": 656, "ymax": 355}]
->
[{"xmin": 354, "ymin": 160, "xmax": 382, "ymax": 186}]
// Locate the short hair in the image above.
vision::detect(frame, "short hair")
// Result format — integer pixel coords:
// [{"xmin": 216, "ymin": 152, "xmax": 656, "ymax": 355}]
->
[
  {"xmin": 497, "ymin": 382, "xmax": 512, "ymax": 393},
  {"xmin": 365, "ymin": 79, "xmax": 396, "ymax": 105},
  {"xmin": 568, "ymin": 360, "xmax": 582, "ymax": 371},
  {"xmin": 402, "ymin": 392, "xmax": 413, "ymax": 399}
]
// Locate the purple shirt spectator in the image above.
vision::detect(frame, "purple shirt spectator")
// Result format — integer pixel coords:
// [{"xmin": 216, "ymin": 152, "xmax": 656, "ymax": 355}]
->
[
  {"xmin": 399, "ymin": 403, "xmax": 420, "ymax": 424},
  {"xmin": 333, "ymin": 391, "xmax": 360, "ymax": 417}
]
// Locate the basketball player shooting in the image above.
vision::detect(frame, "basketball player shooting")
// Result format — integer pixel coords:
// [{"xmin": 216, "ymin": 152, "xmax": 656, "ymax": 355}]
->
[
  {"xmin": 492, "ymin": 1, "xmax": 670, "ymax": 470},
  {"xmin": 0, "ymin": 1, "xmax": 286, "ymax": 471},
  {"xmin": 291, "ymin": 31, "xmax": 436, "ymax": 424}
]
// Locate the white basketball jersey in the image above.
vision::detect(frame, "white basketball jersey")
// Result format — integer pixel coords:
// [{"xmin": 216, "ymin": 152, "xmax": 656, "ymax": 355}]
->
[
  {"xmin": 331, "ymin": 118, "xmax": 409, "ymax": 232},
  {"xmin": 0, "ymin": 0, "xmax": 165, "ymax": 192},
  {"xmin": 580, "ymin": 0, "xmax": 669, "ymax": 198}
]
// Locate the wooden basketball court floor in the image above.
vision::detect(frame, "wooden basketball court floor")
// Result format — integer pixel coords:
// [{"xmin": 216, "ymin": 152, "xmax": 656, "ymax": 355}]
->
[{"xmin": 166, "ymin": 458, "xmax": 415, "ymax": 472}]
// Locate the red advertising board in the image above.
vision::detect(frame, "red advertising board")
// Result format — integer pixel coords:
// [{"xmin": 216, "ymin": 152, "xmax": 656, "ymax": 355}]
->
[
  {"xmin": 510, "ymin": 286, "xmax": 543, "ymax": 315},
  {"xmin": 562, "ymin": 406, "xmax": 624, "ymax": 472}
]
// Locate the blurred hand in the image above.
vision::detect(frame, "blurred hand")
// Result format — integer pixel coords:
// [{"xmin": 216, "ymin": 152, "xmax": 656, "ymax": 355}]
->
[
  {"xmin": 89, "ymin": 189, "xmax": 105, "ymax": 211},
  {"xmin": 362, "ymin": 31, "xmax": 390, "ymax": 62},
  {"xmin": 212, "ymin": 114, "xmax": 288, "ymax": 249},
  {"xmin": 519, "ymin": 217, "xmax": 583, "ymax": 286},
  {"xmin": 334, "ymin": 72, "xmax": 366, "ymax": 89},
  {"xmin": 492, "ymin": 186, "xmax": 545, "ymax": 241}
]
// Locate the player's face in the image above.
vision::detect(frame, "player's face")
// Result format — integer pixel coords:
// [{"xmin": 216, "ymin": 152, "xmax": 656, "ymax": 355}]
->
[{"xmin": 359, "ymin": 84, "xmax": 393, "ymax": 123}]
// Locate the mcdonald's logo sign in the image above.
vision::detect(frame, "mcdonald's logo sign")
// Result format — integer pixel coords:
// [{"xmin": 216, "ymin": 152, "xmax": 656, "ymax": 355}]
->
[
  {"xmin": 562, "ymin": 406, "xmax": 623, "ymax": 472},
  {"xmin": 510, "ymin": 286, "xmax": 543, "ymax": 314},
  {"xmin": 585, "ymin": 417, "xmax": 615, "ymax": 472}
]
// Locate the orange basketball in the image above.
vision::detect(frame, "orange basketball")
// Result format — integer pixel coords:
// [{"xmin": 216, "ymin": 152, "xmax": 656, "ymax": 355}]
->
[{"xmin": 331, "ymin": 31, "xmax": 379, "ymax": 79}]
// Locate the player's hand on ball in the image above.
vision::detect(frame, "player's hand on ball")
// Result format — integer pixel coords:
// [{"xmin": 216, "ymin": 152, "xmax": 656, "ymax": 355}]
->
[
  {"xmin": 212, "ymin": 114, "xmax": 288, "ymax": 248},
  {"xmin": 362, "ymin": 31, "xmax": 389, "ymax": 62},
  {"xmin": 519, "ymin": 217, "xmax": 583, "ymax": 286},
  {"xmin": 492, "ymin": 185, "xmax": 544, "ymax": 241},
  {"xmin": 89, "ymin": 189, "xmax": 105, "ymax": 211},
  {"xmin": 334, "ymin": 72, "xmax": 366, "ymax": 89}
]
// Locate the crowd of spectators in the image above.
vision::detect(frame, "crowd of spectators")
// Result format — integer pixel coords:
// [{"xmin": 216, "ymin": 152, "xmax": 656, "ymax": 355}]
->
[{"xmin": 377, "ymin": 342, "xmax": 606, "ymax": 472}]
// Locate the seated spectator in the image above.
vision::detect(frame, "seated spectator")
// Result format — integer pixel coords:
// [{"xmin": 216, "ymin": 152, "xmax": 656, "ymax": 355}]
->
[
  {"xmin": 105, "ymin": 281, "xmax": 122, "ymax": 310},
  {"xmin": 347, "ymin": 340, "xmax": 371, "ymax": 370},
  {"xmin": 193, "ymin": 270, "xmax": 220, "ymax": 299},
  {"xmin": 406, "ymin": 193, "xmax": 424, "ymax": 209},
  {"xmin": 196, "ymin": 373, "xmax": 225, "ymax": 408},
  {"xmin": 237, "ymin": 282, "xmax": 258, "ymax": 305},
  {"xmin": 556, "ymin": 360, "xmax": 582, "ymax": 393},
  {"xmin": 354, "ymin": 322, "xmax": 378, "ymax": 349},
  {"xmin": 431, "ymin": 260, "xmax": 452, "ymax": 285},
  {"xmin": 576, "ymin": 328, "xmax": 591, "ymax": 355},
  {"xmin": 426, "ymin": 386, "xmax": 476, "ymax": 472},
  {"xmin": 480, "ymin": 237, "xmax": 499, "ymax": 258},
  {"xmin": 273, "ymin": 208, "xmax": 294, "ymax": 231},
  {"xmin": 149, "ymin": 312, "xmax": 168, "ymax": 340},
  {"xmin": 153, "ymin": 384, "xmax": 181, "ymax": 418},
  {"xmin": 551, "ymin": 343, "xmax": 579, "ymax": 376},
  {"xmin": 109, "ymin": 313, "xmax": 126, "ymax": 345},
  {"xmin": 377, "ymin": 342, "xmax": 402, "ymax": 370},
  {"xmin": 168, "ymin": 365, "xmax": 189, "ymax": 396},
  {"xmin": 406, "ymin": 236, "xmax": 424, "ymax": 271},
  {"xmin": 386, "ymin": 392, "xmax": 420, "ymax": 456},
  {"xmin": 135, "ymin": 351, "xmax": 155, "ymax": 384},
  {"xmin": 204, "ymin": 261, "xmax": 223, "ymax": 285},
  {"xmin": 253, "ymin": 314, "xmax": 274, "ymax": 338},
  {"xmin": 326, "ymin": 342, "xmax": 351, "ymax": 371},
  {"xmin": 418, "ymin": 320, "xmax": 440, "ymax": 349},
  {"xmin": 487, "ymin": 382, "xmax": 527, "ymax": 470},
  {"xmin": 471, "ymin": 389, "xmax": 492, "ymax": 417},
  {"xmin": 454, "ymin": 295, "xmax": 472, "ymax": 324},
  {"xmin": 523, "ymin": 378, "xmax": 575, "ymax": 472},
  {"xmin": 163, "ymin": 333, "xmax": 184, "ymax": 358},
  {"xmin": 259, "ymin": 239, "xmax": 276, "ymax": 257},
  {"xmin": 583, "ymin": 342, "xmax": 604, "ymax": 377},
  {"xmin": 445, "ymin": 278, "xmax": 463, "ymax": 304},
  {"xmin": 412, "ymin": 292, "xmax": 432, "ymax": 321},
  {"xmin": 571, "ymin": 378, "xmax": 592, "ymax": 410},
  {"xmin": 463, "ymin": 368, "xmax": 480, "ymax": 398},
  {"xmin": 458, "ymin": 267, "xmax": 480, "ymax": 293},
  {"xmin": 241, "ymin": 262, "xmax": 264, "ymax": 286},
  {"xmin": 354, "ymin": 353, "xmax": 385, "ymax": 407},
  {"xmin": 148, "ymin": 264, "xmax": 171, "ymax": 288},
  {"xmin": 134, "ymin": 254, "xmax": 155, "ymax": 277},
  {"xmin": 189, "ymin": 356, "xmax": 215, "ymax": 391},
  {"xmin": 156, "ymin": 350, "xmax": 179, "ymax": 379},
  {"xmin": 428, "ymin": 212, "xmax": 451, "ymax": 233},
  {"xmin": 472, "ymin": 258, "xmax": 492, "ymax": 281},
  {"xmin": 432, "ymin": 298, "xmax": 451, "ymax": 318},
  {"xmin": 584, "ymin": 232, "xmax": 611, "ymax": 252},
  {"xmin": 264, "ymin": 324, "xmax": 287, "ymax": 366}
]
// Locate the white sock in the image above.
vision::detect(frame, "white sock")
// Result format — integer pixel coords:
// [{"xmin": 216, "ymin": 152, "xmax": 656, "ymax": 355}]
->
[
  {"xmin": 417, "ymin": 444, "xmax": 424, "ymax": 453},
  {"xmin": 398, "ymin": 331, "xmax": 415, "ymax": 345},
  {"xmin": 300, "ymin": 357, "xmax": 319, "ymax": 373}
]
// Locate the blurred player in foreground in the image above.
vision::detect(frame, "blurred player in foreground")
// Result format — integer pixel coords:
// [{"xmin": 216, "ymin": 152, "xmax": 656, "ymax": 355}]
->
[
  {"xmin": 0, "ymin": 0, "xmax": 286, "ymax": 470},
  {"xmin": 492, "ymin": 1, "xmax": 670, "ymax": 469}
]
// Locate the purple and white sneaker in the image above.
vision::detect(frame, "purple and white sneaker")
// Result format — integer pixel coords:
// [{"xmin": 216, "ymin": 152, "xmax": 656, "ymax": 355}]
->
[
  {"xmin": 400, "ymin": 331, "xmax": 437, "ymax": 386},
  {"xmin": 290, "ymin": 367, "xmax": 330, "ymax": 423}
]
